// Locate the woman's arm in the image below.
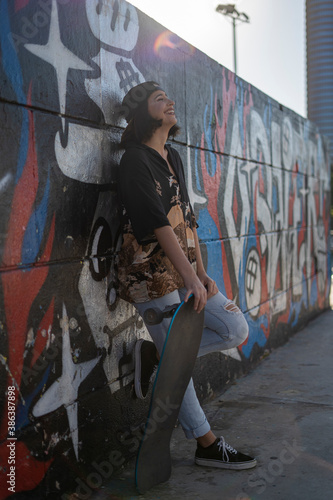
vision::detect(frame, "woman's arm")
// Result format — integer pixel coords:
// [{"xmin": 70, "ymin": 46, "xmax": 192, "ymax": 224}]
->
[
  {"xmin": 154, "ymin": 226, "xmax": 207, "ymax": 313},
  {"xmin": 193, "ymin": 226, "xmax": 218, "ymax": 300}
]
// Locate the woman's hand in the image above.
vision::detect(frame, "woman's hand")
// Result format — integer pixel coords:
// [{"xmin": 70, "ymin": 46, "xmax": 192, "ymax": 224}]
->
[
  {"xmin": 192, "ymin": 226, "xmax": 218, "ymax": 300},
  {"xmin": 154, "ymin": 226, "xmax": 208, "ymax": 313},
  {"xmin": 183, "ymin": 274, "xmax": 207, "ymax": 313},
  {"xmin": 197, "ymin": 270, "xmax": 219, "ymax": 300},
  {"xmin": 153, "ymin": 226, "xmax": 218, "ymax": 312}
]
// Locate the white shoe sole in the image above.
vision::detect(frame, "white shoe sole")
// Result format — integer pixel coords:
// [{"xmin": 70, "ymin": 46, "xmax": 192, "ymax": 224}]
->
[{"xmin": 195, "ymin": 457, "xmax": 257, "ymax": 470}]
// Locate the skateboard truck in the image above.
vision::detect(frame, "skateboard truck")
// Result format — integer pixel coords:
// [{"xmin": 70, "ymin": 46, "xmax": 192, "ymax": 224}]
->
[{"xmin": 143, "ymin": 303, "xmax": 180, "ymax": 325}]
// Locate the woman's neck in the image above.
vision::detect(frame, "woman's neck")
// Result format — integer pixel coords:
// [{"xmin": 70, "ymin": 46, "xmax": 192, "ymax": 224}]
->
[{"xmin": 143, "ymin": 129, "xmax": 169, "ymax": 159}]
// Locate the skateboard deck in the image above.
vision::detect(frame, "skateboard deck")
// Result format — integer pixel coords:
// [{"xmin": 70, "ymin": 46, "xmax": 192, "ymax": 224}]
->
[{"xmin": 135, "ymin": 295, "xmax": 204, "ymax": 493}]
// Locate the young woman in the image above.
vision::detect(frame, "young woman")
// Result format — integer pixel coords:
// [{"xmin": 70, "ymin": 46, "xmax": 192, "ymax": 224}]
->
[{"xmin": 117, "ymin": 81, "xmax": 256, "ymax": 469}]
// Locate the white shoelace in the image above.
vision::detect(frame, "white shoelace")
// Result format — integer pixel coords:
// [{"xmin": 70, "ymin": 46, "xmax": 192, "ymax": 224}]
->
[{"xmin": 217, "ymin": 436, "xmax": 238, "ymax": 462}]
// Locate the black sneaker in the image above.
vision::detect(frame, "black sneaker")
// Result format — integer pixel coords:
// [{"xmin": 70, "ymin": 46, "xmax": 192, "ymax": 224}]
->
[
  {"xmin": 195, "ymin": 436, "xmax": 257, "ymax": 470},
  {"xmin": 134, "ymin": 340, "xmax": 158, "ymax": 399}
]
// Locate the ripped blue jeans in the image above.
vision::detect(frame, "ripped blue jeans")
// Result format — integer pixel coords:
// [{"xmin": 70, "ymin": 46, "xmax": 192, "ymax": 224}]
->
[{"xmin": 134, "ymin": 287, "xmax": 249, "ymax": 440}]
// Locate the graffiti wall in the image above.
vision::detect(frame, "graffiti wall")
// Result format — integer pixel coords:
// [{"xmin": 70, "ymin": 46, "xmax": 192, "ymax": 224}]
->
[{"xmin": 0, "ymin": 0, "xmax": 330, "ymax": 497}]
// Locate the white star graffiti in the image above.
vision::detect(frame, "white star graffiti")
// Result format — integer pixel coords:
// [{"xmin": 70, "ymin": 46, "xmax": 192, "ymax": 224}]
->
[
  {"xmin": 25, "ymin": 0, "xmax": 92, "ymax": 132},
  {"xmin": 32, "ymin": 303, "xmax": 101, "ymax": 460}
]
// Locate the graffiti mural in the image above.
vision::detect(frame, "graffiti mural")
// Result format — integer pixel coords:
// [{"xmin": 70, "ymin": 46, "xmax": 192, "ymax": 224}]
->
[
  {"xmin": 0, "ymin": 0, "xmax": 330, "ymax": 497},
  {"xmin": 188, "ymin": 73, "xmax": 331, "ymax": 357}
]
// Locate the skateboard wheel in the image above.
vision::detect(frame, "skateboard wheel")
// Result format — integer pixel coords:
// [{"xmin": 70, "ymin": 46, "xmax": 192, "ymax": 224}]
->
[{"xmin": 143, "ymin": 308, "xmax": 162, "ymax": 325}]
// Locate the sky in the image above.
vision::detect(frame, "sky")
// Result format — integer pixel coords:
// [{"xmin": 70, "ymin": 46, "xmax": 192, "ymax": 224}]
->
[{"xmin": 130, "ymin": 0, "xmax": 307, "ymax": 117}]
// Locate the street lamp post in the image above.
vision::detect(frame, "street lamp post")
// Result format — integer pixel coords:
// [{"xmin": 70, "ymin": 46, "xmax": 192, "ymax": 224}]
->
[{"xmin": 216, "ymin": 4, "xmax": 250, "ymax": 75}]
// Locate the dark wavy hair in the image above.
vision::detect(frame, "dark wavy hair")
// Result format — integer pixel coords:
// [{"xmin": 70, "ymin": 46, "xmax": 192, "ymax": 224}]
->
[{"xmin": 119, "ymin": 100, "xmax": 180, "ymax": 149}]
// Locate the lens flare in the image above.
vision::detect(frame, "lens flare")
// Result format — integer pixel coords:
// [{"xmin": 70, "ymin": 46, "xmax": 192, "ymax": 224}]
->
[{"xmin": 153, "ymin": 30, "xmax": 195, "ymax": 61}]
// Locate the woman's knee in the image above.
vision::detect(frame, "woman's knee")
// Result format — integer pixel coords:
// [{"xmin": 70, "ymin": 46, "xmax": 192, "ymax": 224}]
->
[{"xmin": 224, "ymin": 300, "xmax": 249, "ymax": 346}]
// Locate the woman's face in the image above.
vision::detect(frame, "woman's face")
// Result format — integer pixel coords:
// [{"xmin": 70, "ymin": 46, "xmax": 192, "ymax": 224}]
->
[{"xmin": 146, "ymin": 90, "xmax": 177, "ymax": 127}]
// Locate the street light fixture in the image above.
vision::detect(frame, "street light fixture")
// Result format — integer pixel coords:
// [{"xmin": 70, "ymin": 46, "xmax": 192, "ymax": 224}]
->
[{"xmin": 216, "ymin": 4, "xmax": 250, "ymax": 75}]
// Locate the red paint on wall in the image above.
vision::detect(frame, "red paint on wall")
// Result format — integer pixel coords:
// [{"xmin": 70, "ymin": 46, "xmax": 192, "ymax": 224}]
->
[
  {"xmin": 15, "ymin": 0, "xmax": 30, "ymax": 12},
  {"xmin": 1, "ymin": 103, "xmax": 55, "ymax": 390},
  {"xmin": 0, "ymin": 93, "xmax": 55, "ymax": 495}
]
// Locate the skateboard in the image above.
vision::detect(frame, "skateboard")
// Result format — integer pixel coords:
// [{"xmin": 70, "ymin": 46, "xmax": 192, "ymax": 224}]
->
[{"xmin": 135, "ymin": 295, "xmax": 204, "ymax": 493}]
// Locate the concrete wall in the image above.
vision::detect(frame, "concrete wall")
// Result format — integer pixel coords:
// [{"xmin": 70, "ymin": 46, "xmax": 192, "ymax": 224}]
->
[{"xmin": 0, "ymin": 0, "xmax": 331, "ymax": 497}]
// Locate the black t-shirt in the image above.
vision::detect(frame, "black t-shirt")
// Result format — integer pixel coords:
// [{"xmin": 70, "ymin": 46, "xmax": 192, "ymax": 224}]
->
[{"xmin": 117, "ymin": 142, "xmax": 197, "ymax": 303}]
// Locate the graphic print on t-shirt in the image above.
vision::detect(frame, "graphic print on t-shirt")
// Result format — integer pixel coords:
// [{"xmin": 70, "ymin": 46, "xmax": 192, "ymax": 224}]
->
[{"xmin": 118, "ymin": 144, "xmax": 197, "ymax": 303}]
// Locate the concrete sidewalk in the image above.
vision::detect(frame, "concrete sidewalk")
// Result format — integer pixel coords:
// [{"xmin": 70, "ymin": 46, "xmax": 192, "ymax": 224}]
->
[{"xmin": 93, "ymin": 301, "xmax": 333, "ymax": 500}]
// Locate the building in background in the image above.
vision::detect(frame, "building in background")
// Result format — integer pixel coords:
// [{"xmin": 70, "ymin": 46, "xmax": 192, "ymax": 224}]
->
[{"xmin": 306, "ymin": 0, "xmax": 333, "ymax": 162}]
